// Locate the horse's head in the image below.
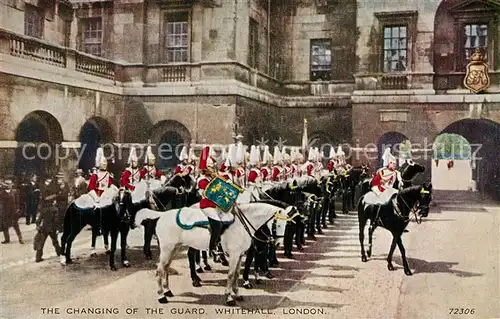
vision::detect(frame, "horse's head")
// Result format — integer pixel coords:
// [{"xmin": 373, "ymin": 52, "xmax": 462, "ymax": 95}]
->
[
  {"xmin": 417, "ymin": 182, "xmax": 432, "ymax": 217},
  {"xmin": 115, "ymin": 189, "xmax": 136, "ymax": 229},
  {"xmin": 400, "ymin": 160, "xmax": 426, "ymax": 181}
]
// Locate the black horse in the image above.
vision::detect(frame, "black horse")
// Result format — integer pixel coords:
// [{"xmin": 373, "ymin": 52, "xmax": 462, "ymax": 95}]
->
[
  {"xmin": 357, "ymin": 183, "xmax": 433, "ymax": 275},
  {"xmin": 319, "ymin": 173, "xmax": 340, "ymax": 227},
  {"xmin": 265, "ymin": 182, "xmax": 306, "ymax": 258},
  {"xmin": 60, "ymin": 194, "xmax": 133, "ymax": 271}
]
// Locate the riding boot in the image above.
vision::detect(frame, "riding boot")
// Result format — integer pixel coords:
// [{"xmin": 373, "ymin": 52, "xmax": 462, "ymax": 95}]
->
[{"xmin": 208, "ymin": 218, "xmax": 222, "ymax": 257}]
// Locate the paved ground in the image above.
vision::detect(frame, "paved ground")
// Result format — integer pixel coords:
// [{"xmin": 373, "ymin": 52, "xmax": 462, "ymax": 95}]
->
[{"xmin": 0, "ymin": 195, "xmax": 498, "ymax": 319}]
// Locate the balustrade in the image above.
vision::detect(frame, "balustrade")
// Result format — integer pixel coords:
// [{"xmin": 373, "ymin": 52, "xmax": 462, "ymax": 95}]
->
[
  {"xmin": 6, "ymin": 32, "xmax": 66, "ymax": 67},
  {"xmin": 75, "ymin": 52, "xmax": 115, "ymax": 79}
]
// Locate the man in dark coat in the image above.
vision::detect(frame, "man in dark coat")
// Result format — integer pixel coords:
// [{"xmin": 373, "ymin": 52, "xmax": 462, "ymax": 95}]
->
[
  {"xmin": 25, "ymin": 174, "xmax": 40, "ymax": 225},
  {"xmin": 0, "ymin": 179, "xmax": 25, "ymax": 244},
  {"xmin": 33, "ymin": 177, "xmax": 62, "ymax": 262}
]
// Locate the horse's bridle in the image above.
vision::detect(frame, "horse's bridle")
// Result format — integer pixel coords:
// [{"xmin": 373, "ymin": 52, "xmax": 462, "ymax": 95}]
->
[
  {"xmin": 394, "ymin": 189, "xmax": 431, "ymax": 224},
  {"xmin": 234, "ymin": 205, "xmax": 299, "ymax": 245}
]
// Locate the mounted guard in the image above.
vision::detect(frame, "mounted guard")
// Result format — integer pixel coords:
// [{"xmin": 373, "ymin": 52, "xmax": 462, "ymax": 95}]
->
[
  {"xmin": 234, "ymin": 142, "xmax": 246, "ymax": 187},
  {"xmin": 271, "ymin": 146, "xmax": 283, "ymax": 182},
  {"xmin": 327, "ymin": 147, "xmax": 338, "ymax": 173},
  {"xmin": 86, "ymin": 148, "xmax": 118, "ymax": 208},
  {"xmin": 362, "ymin": 148, "xmax": 402, "ymax": 206},
  {"xmin": 175, "ymin": 146, "xmax": 193, "ymax": 177},
  {"xmin": 140, "ymin": 146, "xmax": 166, "ymax": 184},
  {"xmin": 196, "ymin": 145, "xmax": 238, "ymax": 259},
  {"xmin": 220, "ymin": 145, "xmax": 237, "ymax": 182},
  {"xmin": 120, "ymin": 146, "xmax": 141, "ymax": 192},
  {"xmin": 247, "ymin": 145, "xmax": 262, "ymax": 187},
  {"xmin": 282, "ymin": 148, "xmax": 292, "ymax": 181},
  {"xmin": 304, "ymin": 147, "xmax": 315, "ymax": 177},
  {"xmin": 260, "ymin": 145, "xmax": 272, "ymax": 183}
]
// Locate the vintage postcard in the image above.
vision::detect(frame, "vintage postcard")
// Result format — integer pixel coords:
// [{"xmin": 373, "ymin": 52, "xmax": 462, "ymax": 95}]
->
[{"xmin": 0, "ymin": 0, "xmax": 499, "ymax": 318}]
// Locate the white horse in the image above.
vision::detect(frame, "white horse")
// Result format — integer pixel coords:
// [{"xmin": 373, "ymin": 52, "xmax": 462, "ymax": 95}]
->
[
  {"xmin": 129, "ymin": 179, "xmax": 164, "ymax": 204},
  {"xmin": 134, "ymin": 202, "xmax": 294, "ymax": 306}
]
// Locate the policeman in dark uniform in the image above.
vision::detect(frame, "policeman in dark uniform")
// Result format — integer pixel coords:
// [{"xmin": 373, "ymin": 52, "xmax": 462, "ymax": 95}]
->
[{"xmin": 34, "ymin": 177, "xmax": 62, "ymax": 262}]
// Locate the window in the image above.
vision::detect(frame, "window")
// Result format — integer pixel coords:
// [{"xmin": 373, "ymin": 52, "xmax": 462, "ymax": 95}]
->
[
  {"xmin": 24, "ymin": 4, "xmax": 44, "ymax": 38},
  {"xmin": 248, "ymin": 18, "xmax": 259, "ymax": 69},
  {"xmin": 310, "ymin": 39, "xmax": 331, "ymax": 81},
  {"xmin": 81, "ymin": 18, "xmax": 103, "ymax": 56},
  {"xmin": 164, "ymin": 12, "xmax": 189, "ymax": 63},
  {"xmin": 463, "ymin": 23, "xmax": 488, "ymax": 62},
  {"xmin": 383, "ymin": 26, "xmax": 407, "ymax": 73}
]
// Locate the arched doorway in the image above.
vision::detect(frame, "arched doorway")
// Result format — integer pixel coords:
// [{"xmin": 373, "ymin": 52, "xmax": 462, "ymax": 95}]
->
[
  {"xmin": 157, "ymin": 131, "xmax": 184, "ymax": 170},
  {"xmin": 433, "ymin": 119, "xmax": 500, "ymax": 200},
  {"xmin": 15, "ymin": 111, "xmax": 63, "ymax": 178},
  {"xmin": 150, "ymin": 120, "xmax": 191, "ymax": 171},
  {"xmin": 78, "ymin": 117, "xmax": 114, "ymax": 174},
  {"xmin": 377, "ymin": 131, "xmax": 409, "ymax": 167}
]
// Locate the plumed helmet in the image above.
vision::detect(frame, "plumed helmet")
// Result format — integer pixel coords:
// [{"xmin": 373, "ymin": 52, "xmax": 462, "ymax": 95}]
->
[
  {"xmin": 179, "ymin": 146, "xmax": 189, "ymax": 161},
  {"xmin": 95, "ymin": 147, "xmax": 107, "ymax": 169},
  {"xmin": 128, "ymin": 146, "xmax": 138, "ymax": 165}
]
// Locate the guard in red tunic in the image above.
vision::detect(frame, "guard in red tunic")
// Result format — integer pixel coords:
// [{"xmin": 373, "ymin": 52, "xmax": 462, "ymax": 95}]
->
[
  {"xmin": 282, "ymin": 151, "xmax": 292, "ymax": 181},
  {"xmin": 327, "ymin": 146, "xmax": 338, "ymax": 172},
  {"xmin": 219, "ymin": 144, "xmax": 236, "ymax": 182},
  {"xmin": 174, "ymin": 146, "xmax": 193, "ymax": 176},
  {"xmin": 233, "ymin": 142, "xmax": 246, "ymax": 187},
  {"xmin": 120, "ymin": 147, "xmax": 141, "ymax": 191},
  {"xmin": 247, "ymin": 145, "xmax": 262, "ymax": 186},
  {"xmin": 364, "ymin": 148, "xmax": 402, "ymax": 206},
  {"xmin": 303, "ymin": 147, "xmax": 315, "ymax": 177},
  {"xmin": 88, "ymin": 148, "xmax": 113, "ymax": 198},
  {"xmin": 140, "ymin": 146, "xmax": 164, "ymax": 182},
  {"xmin": 260, "ymin": 146, "xmax": 272, "ymax": 182},
  {"xmin": 271, "ymin": 146, "xmax": 283, "ymax": 182},
  {"xmin": 196, "ymin": 146, "xmax": 223, "ymax": 257}
]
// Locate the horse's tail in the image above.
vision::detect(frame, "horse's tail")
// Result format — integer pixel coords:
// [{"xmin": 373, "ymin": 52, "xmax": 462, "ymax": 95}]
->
[{"xmin": 135, "ymin": 208, "xmax": 162, "ymax": 227}]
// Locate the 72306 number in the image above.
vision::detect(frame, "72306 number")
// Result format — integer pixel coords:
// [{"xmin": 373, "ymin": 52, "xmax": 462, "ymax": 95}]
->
[{"xmin": 449, "ymin": 308, "xmax": 475, "ymax": 315}]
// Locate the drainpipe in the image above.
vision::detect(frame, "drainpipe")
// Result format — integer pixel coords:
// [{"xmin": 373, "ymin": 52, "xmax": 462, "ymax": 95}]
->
[
  {"xmin": 267, "ymin": 0, "xmax": 270, "ymax": 74},
  {"xmin": 233, "ymin": 0, "xmax": 238, "ymax": 62}
]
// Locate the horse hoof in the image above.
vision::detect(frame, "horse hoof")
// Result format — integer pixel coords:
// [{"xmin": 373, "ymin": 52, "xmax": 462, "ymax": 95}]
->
[
  {"xmin": 404, "ymin": 269, "xmax": 413, "ymax": 276},
  {"xmin": 367, "ymin": 251, "xmax": 372, "ymax": 258},
  {"xmin": 243, "ymin": 282, "xmax": 253, "ymax": 289},
  {"xmin": 192, "ymin": 280, "xmax": 202, "ymax": 287},
  {"xmin": 110, "ymin": 266, "xmax": 117, "ymax": 271},
  {"xmin": 221, "ymin": 260, "xmax": 229, "ymax": 267},
  {"xmin": 158, "ymin": 297, "xmax": 168, "ymax": 304},
  {"xmin": 204, "ymin": 265, "xmax": 212, "ymax": 271},
  {"xmin": 361, "ymin": 256, "xmax": 368, "ymax": 262},
  {"xmin": 196, "ymin": 267, "xmax": 204, "ymax": 273},
  {"xmin": 387, "ymin": 264, "xmax": 395, "ymax": 271},
  {"xmin": 226, "ymin": 299, "xmax": 236, "ymax": 307},
  {"xmin": 165, "ymin": 290, "xmax": 174, "ymax": 297},
  {"xmin": 234, "ymin": 295, "xmax": 244, "ymax": 301},
  {"xmin": 123, "ymin": 261, "xmax": 131, "ymax": 268}
]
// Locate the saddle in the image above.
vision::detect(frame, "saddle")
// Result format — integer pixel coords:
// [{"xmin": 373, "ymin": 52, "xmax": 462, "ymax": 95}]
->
[{"xmin": 175, "ymin": 207, "xmax": 235, "ymax": 231}]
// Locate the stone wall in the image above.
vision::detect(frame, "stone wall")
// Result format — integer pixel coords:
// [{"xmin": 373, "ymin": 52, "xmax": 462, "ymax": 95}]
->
[
  {"xmin": 237, "ymin": 96, "xmax": 352, "ymax": 147},
  {"xmin": 290, "ymin": 0, "xmax": 357, "ymax": 81}
]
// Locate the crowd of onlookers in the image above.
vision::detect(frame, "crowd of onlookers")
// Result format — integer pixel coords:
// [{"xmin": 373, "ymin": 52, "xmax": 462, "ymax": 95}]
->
[{"xmin": 0, "ymin": 172, "xmax": 74, "ymax": 262}]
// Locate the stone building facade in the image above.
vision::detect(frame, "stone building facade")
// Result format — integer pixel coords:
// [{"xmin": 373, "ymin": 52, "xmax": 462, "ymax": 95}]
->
[{"xmin": 0, "ymin": 0, "xmax": 499, "ymax": 197}]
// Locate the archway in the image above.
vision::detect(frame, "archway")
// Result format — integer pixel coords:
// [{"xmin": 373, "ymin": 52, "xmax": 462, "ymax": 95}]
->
[
  {"xmin": 14, "ymin": 111, "xmax": 63, "ymax": 178},
  {"xmin": 433, "ymin": 119, "xmax": 500, "ymax": 200},
  {"xmin": 377, "ymin": 131, "xmax": 409, "ymax": 167},
  {"xmin": 78, "ymin": 117, "xmax": 114, "ymax": 174},
  {"xmin": 150, "ymin": 120, "xmax": 191, "ymax": 171}
]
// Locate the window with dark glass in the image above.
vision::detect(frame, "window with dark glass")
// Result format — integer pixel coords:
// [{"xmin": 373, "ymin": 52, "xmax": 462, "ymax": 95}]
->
[
  {"xmin": 463, "ymin": 23, "xmax": 488, "ymax": 62},
  {"xmin": 164, "ymin": 12, "xmax": 189, "ymax": 63},
  {"xmin": 81, "ymin": 18, "xmax": 103, "ymax": 56},
  {"xmin": 24, "ymin": 4, "xmax": 44, "ymax": 38},
  {"xmin": 382, "ymin": 26, "xmax": 407, "ymax": 72},
  {"xmin": 248, "ymin": 18, "xmax": 259, "ymax": 69},
  {"xmin": 310, "ymin": 39, "xmax": 331, "ymax": 81}
]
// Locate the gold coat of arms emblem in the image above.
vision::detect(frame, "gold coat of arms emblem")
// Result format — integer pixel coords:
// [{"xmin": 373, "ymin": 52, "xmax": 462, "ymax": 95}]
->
[{"xmin": 463, "ymin": 48, "xmax": 490, "ymax": 94}]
